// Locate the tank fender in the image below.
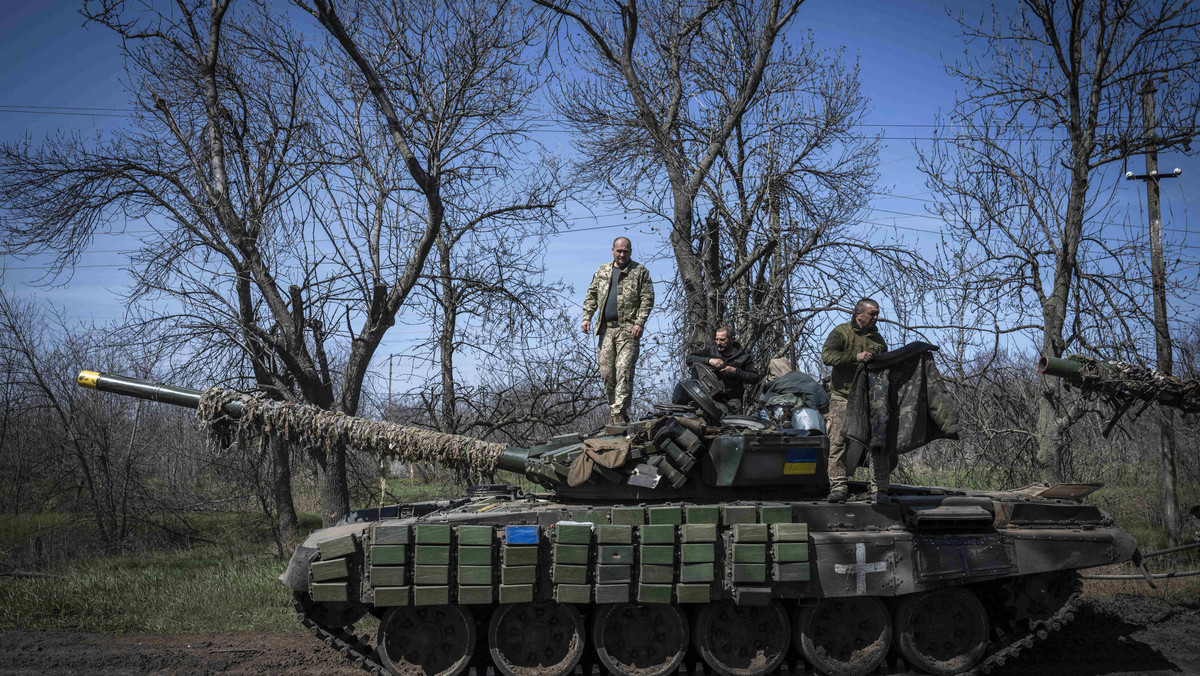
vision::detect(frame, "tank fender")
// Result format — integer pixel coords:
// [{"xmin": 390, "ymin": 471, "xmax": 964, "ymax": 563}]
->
[{"xmin": 280, "ymin": 544, "xmax": 317, "ymax": 591}]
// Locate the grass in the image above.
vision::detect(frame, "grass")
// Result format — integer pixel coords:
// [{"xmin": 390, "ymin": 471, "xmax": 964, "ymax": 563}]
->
[{"xmin": 0, "ymin": 541, "xmax": 295, "ymax": 633}]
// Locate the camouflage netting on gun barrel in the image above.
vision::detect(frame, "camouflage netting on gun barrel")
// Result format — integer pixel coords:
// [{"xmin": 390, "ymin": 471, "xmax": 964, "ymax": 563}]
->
[
  {"xmin": 194, "ymin": 387, "xmax": 505, "ymax": 476},
  {"xmin": 1064, "ymin": 355, "xmax": 1200, "ymax": 413}
]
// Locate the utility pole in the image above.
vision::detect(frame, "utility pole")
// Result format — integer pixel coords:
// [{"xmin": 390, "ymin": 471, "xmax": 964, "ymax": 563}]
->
[{"xmin": 1126, "ymin": 79, "xmax": 1182, "ymax": 546}]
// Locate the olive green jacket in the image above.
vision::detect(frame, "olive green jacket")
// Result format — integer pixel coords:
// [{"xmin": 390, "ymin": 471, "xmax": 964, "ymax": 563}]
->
[
  {"xmin": 821, "ymin": 321, "xmax": 887, "ymax": 397},
  {"xmin": 582, "ymin": 261, "xmax": 654, "ymax": 335}
]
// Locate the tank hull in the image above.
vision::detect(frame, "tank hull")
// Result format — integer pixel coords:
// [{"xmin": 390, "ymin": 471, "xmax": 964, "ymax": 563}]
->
[{"xmin": 284, "ymin": 485, "xmax": 1136, "ymax": 676}]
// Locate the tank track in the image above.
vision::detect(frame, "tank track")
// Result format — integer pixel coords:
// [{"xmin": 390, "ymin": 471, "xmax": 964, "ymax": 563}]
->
[
  {"xmin": 292, "ymin": 580, "xmax": 1083, "ymax": 676},
  {"xmin": 292, "ymin": 595, "xmax": 387, "ymax": 676},
  {"xmin": 965, "ymin": 577, "xmax": 1083, "ymax": 676}
]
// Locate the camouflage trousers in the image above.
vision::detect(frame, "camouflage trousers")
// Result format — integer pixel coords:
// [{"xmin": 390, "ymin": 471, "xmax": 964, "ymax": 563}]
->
[
  {"xmin": 597, "ymin": 322, "xmax": 640, "ymax": 421},
  {"xmin": 825, "ymin": 393, "xmax": 893, "ymax": 493}
]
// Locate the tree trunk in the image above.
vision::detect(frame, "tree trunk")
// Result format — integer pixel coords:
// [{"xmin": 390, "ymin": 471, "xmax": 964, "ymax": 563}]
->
[{"xmin": 270, "ymin": 436, "xmax": 298, "ymax": 538}]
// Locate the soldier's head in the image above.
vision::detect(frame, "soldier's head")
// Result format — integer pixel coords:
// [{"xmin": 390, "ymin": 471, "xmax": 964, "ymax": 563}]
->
[
  {"xmin": 611, "ymin": 237, "xmax": 632, "ymax": 268},
  {"xmin": 714, "ymin": 325, "xmax": 734, "ymax": 351},
  {"xmin": 853, "ymin": 298, "xmax": 880, "ymax": 331}
]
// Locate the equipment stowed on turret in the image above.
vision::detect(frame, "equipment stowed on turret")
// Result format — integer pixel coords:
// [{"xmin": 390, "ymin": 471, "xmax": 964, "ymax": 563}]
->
[{"xmin": 78, "ymin": 368, "xmax": 1143, "ymax": 676}]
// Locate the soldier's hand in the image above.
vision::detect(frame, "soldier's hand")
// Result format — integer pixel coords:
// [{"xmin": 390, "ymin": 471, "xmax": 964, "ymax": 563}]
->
[
  {"xmin": 709, "ymin": 358, "xmax": 725, "ymax": 368},
  {"xmin": 581, "ymin": 319, "xmax": 591, "ymax": 333},
  {"xmin": 630, "ymin": 325, "xmax": 644, "ymax": 340},
  {"xmin": 720, "ymin": 365, "xmax": 736, "ymax": 375},
  {"xmin": 856, "ymin": 350, "xmax": 873, "ymax": 362}
]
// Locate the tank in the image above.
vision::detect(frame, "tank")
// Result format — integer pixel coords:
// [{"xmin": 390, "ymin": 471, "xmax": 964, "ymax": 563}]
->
[{"xmin": 77, "ymin": 369, "xmax": 1141, "ymax": 676}]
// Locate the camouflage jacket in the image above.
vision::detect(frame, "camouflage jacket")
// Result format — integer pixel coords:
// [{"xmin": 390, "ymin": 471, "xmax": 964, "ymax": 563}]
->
[
  {"xmin": 840, "ymin": 342, "xmax": 960, "ymax": 466},
  {"xmin": 821, "ymin": 321, "xmax": 887, "ymax": 397},
  {"xmin": 582, "ymin": 261, "xmax": 654, "ymax": 334}
]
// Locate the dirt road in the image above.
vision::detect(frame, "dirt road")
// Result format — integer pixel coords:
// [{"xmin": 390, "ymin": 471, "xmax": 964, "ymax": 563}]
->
[{"xmin": 0, "ymin": 596, "xmax": 1196, "ymax": 675}]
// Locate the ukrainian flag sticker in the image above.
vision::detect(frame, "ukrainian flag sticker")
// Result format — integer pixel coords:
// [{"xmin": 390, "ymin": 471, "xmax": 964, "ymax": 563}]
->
[{"xmin": 783, "ymin": 447, "xmax": 818, "ymax": 475}]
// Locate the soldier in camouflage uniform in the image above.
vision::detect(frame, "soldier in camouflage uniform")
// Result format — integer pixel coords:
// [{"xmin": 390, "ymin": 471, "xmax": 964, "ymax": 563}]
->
[
  {"xmin": 581, "ymin": 237, "xmax": 655, "ymax": 424},
  {"xmin": 822, "ymin": 298, "xmax": 890, "ymax": 503}
]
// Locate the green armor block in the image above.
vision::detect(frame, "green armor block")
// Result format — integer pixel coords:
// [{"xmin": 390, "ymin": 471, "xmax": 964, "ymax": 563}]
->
[
  {"xmin": 679, "ymin": 563, "xmax": 715, "ymax": 582},
  {"xmin": 310, "ymin": 582, "xmax": 349, "ymax": 603},
  {"xmin": 594, "ymin": 584, "xmax": 630, "ymax": 604},
  {"xmin": 597, "ymin": 524, "xmax": 633, "ymax": 543},
  {"xmin": 639, "ymin": 564, "xmax": 673, "ymax": 583},
  {"xmin": 501, "ymin": 566, "xmax": 536, "ymax": 584},
  {"xmin": 371, "ymin": 566, "xmax": 407, "ymax": 587},
  {"xmin": 457, "ymin": 585, "xmax": 493, "ymax": 605},
  {"xmin": 773, "ymin": 562, "xmax": 811, "ymax": 582},
  {"xmin": 457, "ymin": 565, "xmax": 492, "ymax": 585},
  {"xmin": 610, "ymin": 507, "xmax": 645, "ymax": 525},
  {"xmin": 553, "ymin": 564, "xmax": 588, "ymax": 584},
  {"xmin": 373, "ymin": 524, "xmax": 410, "ymax": 545},
  {"xmin": 458, "ymin": 546, "xmax": 492, "ymax": 566},
  {"xmin": 555, "ymin": 584, "xmax": 591, "ymax": 604},
  {"xmin": 733, "ymin": 544, "xmax": 766, "ymax": 564},
  {"xmin": 734, "ymin": 587, "xmax": 772, "ymax": 606},
  {"xmin": 680, "ymin": 544, "xmax": 715, "ymax": 563},
  {"xmin": 597, "ymin": 545, "xmax": 634, "ymax": 564},
  {"xmin": 456, "ymin": 525, "xmax": 493, "ymax": 546},
  {"xmin": 595, "ymin": 564, "xmax": 632, "ymax": 583},
  {"xmin": 415, "ymin": 524, "xmax": 451, "ymax": 544},
  {"xmin": 675, "ymin": 583, "xmax": 711, "ymax": 604},
  {"xmin": 415, "ymin": 545, "xmax": 450, "ymax": 565},
  {"xmin": 310, "ymin": 558, "xmax": 348, "ymax": 582},
  {"xmin": 680, "ymin": 524, "xmax": 717, "ymax": 543},
  {"xmin": 638, "ymin": 524, "xmax": 676, "ymax": 544},
  {"xmin": 647, "ymin": 506, "xmax": 682, "ymax": 525},
  {"xmin": 772, "ymin": 542, "xmax": 809, "ymax": 562},
  {"xmin": 732, "ymin": 524, "xmax": 768, "ymax": 543},
  {"xmin": 554, "ymin": 523, "xmax": 593, "ymax": 544},
  {"xmin": 721, "ymin": 505, "xmax": 757, "ymax": 525},
  {"xmin": 732, "ymin": 563, "xmax": 767, "ymax": 583},
  {"xmin": 637, "ymin": 583, "xmax": 673, "ymax": 604},
  {"xmin": 501, "ymin": 545, "xmax": 539, "ymax": 566},
  {"xmin": 318, "ymin": 534, "xmax": 358, "ymax": 560},
  {"xmin": 413, "ymin": 586, "xmax": 449, "ymax": 606},
  {"xmin": 499, "ymin": 584, "xmax": 534, "ymax": 604},
  {"xmin": 371, "ymin": 545, "xmax": 407, "ymax": 565},
  {"xmin": 758, "ymin": 504, "xmax": 792, "ymax": 524},
  {"xmin": 373, "ymin": 586, "xmax": 409, "ymax": 607},
  {"xmin": 685, "ymin": 505, "xmax": 719, "ymax": 524},
  {"xmin": 413, "ymin": 565, "xmax": 449, "ymax": 585},
  {"xmin": 553, "ymin": 544, "xmax": 589, "ymax": 565},
  {"xmin": 640, "ymin": 545, "xmax": 674, "ymax": 565},
  {"xmin": 771, "ymin": 523, "xmax": 809, "ymax": 542}
]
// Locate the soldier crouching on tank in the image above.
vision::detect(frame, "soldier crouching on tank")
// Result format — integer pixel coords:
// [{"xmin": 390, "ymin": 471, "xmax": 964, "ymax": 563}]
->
[
  {"xmin": 822, "ymin": 298, "xmax": 890, "ymax": 503},
  {"xmin": 684, "ymin": 325, "xmax": 760, "ymax": 415}
]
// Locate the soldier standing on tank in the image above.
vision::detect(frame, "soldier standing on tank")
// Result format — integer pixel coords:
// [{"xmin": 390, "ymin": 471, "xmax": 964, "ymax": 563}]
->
[
  {"xmin": 822, "ymin": 298, "xmax": 888, "ymax": 503},
  {"xmin": 581, "ymin": 236, "xmax": 655, "ymax": 425}
]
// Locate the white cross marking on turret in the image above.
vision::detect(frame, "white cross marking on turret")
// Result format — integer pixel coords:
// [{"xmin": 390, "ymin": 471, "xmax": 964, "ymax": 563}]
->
[{"xmin": 833, "ymin": 542, "xmax": 888, "ymax": 593}]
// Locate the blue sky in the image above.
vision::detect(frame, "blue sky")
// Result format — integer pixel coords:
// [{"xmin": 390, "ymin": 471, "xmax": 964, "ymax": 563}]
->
[{"xmin": 2, "ymin": 0, "xmax": 1197, "ymax": 381}]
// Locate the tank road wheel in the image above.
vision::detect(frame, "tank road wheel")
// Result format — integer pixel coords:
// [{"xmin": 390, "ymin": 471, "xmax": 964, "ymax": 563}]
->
[
  {"xmin": 894, "ymin": 588, "xmax": 990, "ymax": 676},
  {"xmin": 488, "ymin": 602, "xmax": 586, "ymax": 676},
  {"xmin": 592, "ymin": 603, "xmax": 689, "ymax": 676},
  {"xmin": 693, "ymin": 600, "xmax": 790, "ymax": 676},
  {"xmin": 377, "ymin": 605, "xmax": 476, "ymax": 676},
  {"xmin": 794, "ymin": 597, "xmax": 892, "ymax": 676}
]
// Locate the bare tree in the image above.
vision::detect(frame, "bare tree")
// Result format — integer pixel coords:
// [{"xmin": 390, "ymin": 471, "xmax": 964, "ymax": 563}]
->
[
  {"xmin": 535, "ymin": 0, "xmax": 820, "ymax": 351},
  {"xmin": 918, "ymin": 0, "xmax": 1200, "ymax": 487}
]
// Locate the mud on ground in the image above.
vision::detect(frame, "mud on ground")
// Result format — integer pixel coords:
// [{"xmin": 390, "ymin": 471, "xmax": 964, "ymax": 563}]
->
[{"xmin": 0, "ymin": 595, "xmax": 1196, "ymax": 675}]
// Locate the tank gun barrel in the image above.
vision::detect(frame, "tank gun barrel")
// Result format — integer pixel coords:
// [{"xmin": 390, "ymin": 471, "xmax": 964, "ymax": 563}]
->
[
  {"xmin": 78, "ymin": 370, "xmax": 244, "ymax": 415},
  {"xmin": 1037, "ymin": 354, "xmax": 1200, "ymax": 414},
  {"xmin": 77, "ymin": 370, "xmax": 513, "ymax": 479}
]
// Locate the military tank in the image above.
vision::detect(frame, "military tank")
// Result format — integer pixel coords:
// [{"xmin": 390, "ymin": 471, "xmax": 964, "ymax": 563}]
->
[{"xmin": 76, "ymin": 368, "xmax": 1141, "ymax": 676}]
